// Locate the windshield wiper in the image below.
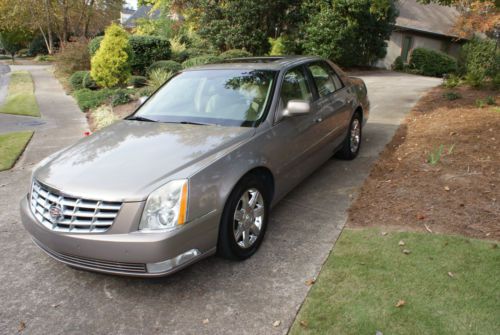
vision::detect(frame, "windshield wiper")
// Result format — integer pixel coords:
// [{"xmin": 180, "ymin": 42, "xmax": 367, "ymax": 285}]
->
[
  {"xmin": 179, "ymin": 121, "xmax": 211, "ymax": 126},
  {"xmin": 127, "ymin": 116, "xmax": 157, "ymax": 122}
]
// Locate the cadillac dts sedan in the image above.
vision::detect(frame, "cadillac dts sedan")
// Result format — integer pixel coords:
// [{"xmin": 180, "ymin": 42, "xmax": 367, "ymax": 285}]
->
[{"xmin": 21, "ymin": 56, "xmax": 369, "ymax": 277}]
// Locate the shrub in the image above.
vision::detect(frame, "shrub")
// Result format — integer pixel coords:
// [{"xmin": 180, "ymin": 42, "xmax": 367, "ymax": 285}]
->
[
  {"xmin": 219, "ymin": 49, "xmax": 252, "ymax": 60},
  {"xmin": 392, "ymin": 56, "xmax": 405, "ymax": 71},
  {"xmin": 55, "ymin": 39, "xmax": 90, "ymax": 75},
  {"xmin": 82, "ymin": 71, "xmax": 97, "ymax": 89},
  {"xmin": 88, "ymin": 36, "xmax": 104, "ymax": 56},
  {"xmin": 268, "ymin": 38, "xmax": 285, "ymax": 56},
  {"xmin": 137, "ymin": 86, "xmax": 154, "ymax": 97},
  {"xmin": 147, "ymin": 60, "xmax": 182, "ymax": 75},
  {"xmin": 111, "ymin": 89, "xmax": 132, "ymax": 106},
  {"xmin": 128, "ymin": 35, "xmax": 171, "ymax": 75},
  {"xmin": 182, "ymin": 55, "xmax": 221, "ymax": 69},
  {"xmin": 148, "ymin": 69, "xmax": 173, "ymax": 91},
  {"xmin": 91, "ymin": 105, "xmax": 118, "ymax": 130},
  {"xmin": 90, "ymin": 24, "xmax": 131, "ymax": 88},
  {"xmin": 409, "ymin": 48, "xmax": 457, "ymax": 77},
  {"xmin": 460, "ymin": 37, "xmax": 499, "ymax": 88},
  {"xmin": 443, "ymin": 91, "xmax": 461, "ymax": 101},
  {"xmin": 34, "ymin": 54, "xmax": 54, "ymax": 62},
  {"xmin": 127, "ymin": 75, "xmax": 148, "ymax": 88},
  {"xmin": 443, "ymin": 74, "xmax": 461, "ymax": 88},
  {"xmin": 27, "ymin": 34, "xmax": 49, "ymax": 56},
  {"xmin": 69, "ymin": 71, "xmax": 88, "ymax": 91},
  {"xmin": 73, "ymin": 88, "xmax": 114, "ymax": 110}
]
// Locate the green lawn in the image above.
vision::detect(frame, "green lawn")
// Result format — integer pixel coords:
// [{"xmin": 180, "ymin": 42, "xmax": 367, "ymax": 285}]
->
[
  {"xmin": 290, "ymin": 229, "xmax": 499, "ymax": 335},
  {"xmin": 0, "ymin": 71, "xmax": 40, "ymax": 117},
  {"xmin": 0, "ymin": 131, "xmax": 33, "ymax": 171}
]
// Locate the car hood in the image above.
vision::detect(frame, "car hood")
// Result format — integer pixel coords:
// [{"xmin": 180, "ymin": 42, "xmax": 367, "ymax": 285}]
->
[{"xmin": 34, "ymin": 120, "xmax": 255, "ymax": 201}]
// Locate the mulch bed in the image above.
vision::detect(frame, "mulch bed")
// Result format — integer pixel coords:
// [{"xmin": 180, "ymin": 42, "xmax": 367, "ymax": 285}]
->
[{"xmin": 348, "ymin": 86, "xmax": 500, "ymax": 240}]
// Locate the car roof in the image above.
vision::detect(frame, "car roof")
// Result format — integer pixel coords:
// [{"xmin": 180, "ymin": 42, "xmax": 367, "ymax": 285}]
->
[{"xmin": 184, "ymin": 56, "xmax": 323, "ymax": 72}]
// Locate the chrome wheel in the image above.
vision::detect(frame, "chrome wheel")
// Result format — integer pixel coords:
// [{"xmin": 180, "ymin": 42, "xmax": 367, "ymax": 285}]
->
[
  {"xmin": 350, "ymin": 118, "xmax": 361, "ymax": 153},
  {"xmin": 233, "ymin": 188, "xmax": 265, "ymax": 249}
]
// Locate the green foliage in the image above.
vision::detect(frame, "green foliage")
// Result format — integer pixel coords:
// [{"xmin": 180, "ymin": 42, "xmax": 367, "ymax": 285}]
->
[
  {"xmin": 428, "ymin": 144, "xmax": 444, "ymax": 165},
  {"xmin": 69, "ymin": 71, "xmax": 88, "ymax": 91},
  {"xmin": 88, "ymin": 36, "xmax": 104, "ymax": 56},
  {"xmin": 169, "ymin": 36, "xmax": 188, "ymax": 62},
  {"xmin": 82, "ymin": 71, "xmax": 97, "ymax": 89},
  {"xmin": 27, "ymin": 34, "xmax": 49, "ymax": 56},
  {"xmin": 219, "ymin": 49, "xmax": 253, "ymax": 59},
  {"xmin": 409, "ymin": 48, "xmax": 457, "ymax": 77},
  {"xmin": 111, "ymin": 89, "xmax": 132, "ymax": 106},
  {"xmin": 34, "ymin": 55, "xmax": 54, "ymax": 62},
  {"xmin": 268, "ymin": 37, "xmax": 286, "ymax": 56},
  {"xmin": 475, "ymin": 97, "xmax": 496, "ymax": 108},
  {"xmin": 392, "ymin": 56, "xmax": 405, "ymax": 71},
  {"xmin": 460, "ymin": 37, "xmax": 499, "ymax": 88},
  {"xmin": 442, "ymin": 91, "xmax": 461, "ymax": 101},
  {"xmin": 127, "ymin": 75, "xmax": 148, "ymax": 88},
  {"xmin": 147, "ymin": 60, "xmax": 182, "ymax": 75},
  {"xmin": 90, "ymin": 105, "xmax": 118, "ymax": 131},
  {"xmin": 134, "ymin": 17, "xmax": 174, "ymax": 39},
  {"xmin": 303, "ymin": 0, "xmax": 397, "ymax": 67},
  {"xmin": 148, "ymin": 69, "xmax": 173, "ymax": 91},
  {"xmin": 137, "ymin": 85, "xmax": 154, "ymax": 98},
  {"xmin": 73, "ymin": 88, "xmax": 114, "ymax": 110},
  {"xmin": 182, "ymin": 55, "xmax": 221, "ymax": 69},
  {"xmin": 55, "ymin": 39, "xmax": 90, "ymax": 75},
  {"xmin": 443, "ymin": 74, "xmax": 461, "ymax": 88},
  {"xmin": 128, "ymin": 35, "xmax": 171, "ymax": 75},
  {"xmin": 90, "ymin": 24, "xmax": 131, "ymax": 88},
  {"xmin": 0, "ymin": 29, "xmax": 31, "ymax": 60}
]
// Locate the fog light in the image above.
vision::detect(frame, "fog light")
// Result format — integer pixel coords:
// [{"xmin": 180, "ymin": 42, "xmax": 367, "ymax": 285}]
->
[{"xmin": 146, "ymin": 249, "xmax": 201, "ymax": 274}]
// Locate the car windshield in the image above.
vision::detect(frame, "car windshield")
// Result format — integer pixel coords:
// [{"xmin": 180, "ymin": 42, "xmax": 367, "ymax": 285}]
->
[{"xmin": 134, "ymin": 69, "xmax": 277, "ymax": 127}]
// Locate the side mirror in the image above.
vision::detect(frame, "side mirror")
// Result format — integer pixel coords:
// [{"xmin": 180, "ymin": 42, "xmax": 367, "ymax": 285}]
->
[
  {"xmin": 139, "ymin": 96, "xmax": 148, "ymax": 105},
  {"xmin": 283, "ymin": 100, "xmax": 311, "ymax": 117}
]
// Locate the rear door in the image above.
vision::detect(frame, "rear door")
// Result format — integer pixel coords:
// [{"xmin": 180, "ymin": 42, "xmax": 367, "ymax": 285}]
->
[{"xmin": 306, "ymin": 62, "xmax": 350, "ymax": 148}]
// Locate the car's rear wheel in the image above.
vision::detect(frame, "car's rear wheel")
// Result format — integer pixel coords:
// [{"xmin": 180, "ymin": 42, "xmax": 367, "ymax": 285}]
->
[
  {"xmin": 217, "ymin": 174, "xmax": 269, "ymax": 260},
  {"xmin": 336, "ymin": 112, "xmax": 362, "ymax": 160}
]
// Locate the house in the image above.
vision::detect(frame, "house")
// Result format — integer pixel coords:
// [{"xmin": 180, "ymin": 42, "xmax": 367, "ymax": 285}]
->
[
  {"xmin": 120, "ymin": 7, "xmax": 136, "ymax": 25},
  {"xmin": 377, "ymin": 0, "xmax": 464, "ymax": 69}
]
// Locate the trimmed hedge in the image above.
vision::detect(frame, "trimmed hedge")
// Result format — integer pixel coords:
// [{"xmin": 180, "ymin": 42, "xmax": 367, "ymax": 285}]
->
[
  {"xmin": 219, "ymin": 49, "xmax": 252, "ymax": 60},
  {"xmin": 147, "ymin": 60, "xmax": 182, "ymax": 75},
  {"xmin": 409, "ymin": 48, "xmax": 457, "ymax": 77},
  {"xmin": 69, "ymin": 71, "xmax": 87, "ymax": 91},
  {"xmin": 88, "ymin": 35, "xmax": 171, "ymax": 75},
  {"xmin": 182, "ymin": 55, "xmax": 222, "ymax": 69}
]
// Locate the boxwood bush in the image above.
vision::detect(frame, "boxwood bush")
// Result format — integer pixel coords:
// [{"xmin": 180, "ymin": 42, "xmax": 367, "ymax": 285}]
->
[
  {"xmin": 219, "ymin": 49, "xmax": 252, "ymax": 60},
  {"xmin": 409, "ymin": 48, "xmax": 457, "ymax": 77},
  {"xmin": 182, "ymin": 55, "xmax": 222, "ymax": 69},
  {"xmin": 147, "ymin": 60, "xmax": 182, "ymax": 75}
]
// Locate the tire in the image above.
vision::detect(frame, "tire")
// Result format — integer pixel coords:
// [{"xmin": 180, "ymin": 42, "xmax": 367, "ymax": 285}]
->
[
  {"xmin": 336, "ymin": 112, "xmax": 362, "ymax": 160},
  {"xmin": 217, "ymin": 174, "xmax": 270, "ymax": 260}
]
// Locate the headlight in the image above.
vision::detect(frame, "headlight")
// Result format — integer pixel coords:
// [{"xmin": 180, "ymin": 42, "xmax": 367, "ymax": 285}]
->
[{"xmin": 139, "ymin": 179, "xmax": 188, "ymax": 231}]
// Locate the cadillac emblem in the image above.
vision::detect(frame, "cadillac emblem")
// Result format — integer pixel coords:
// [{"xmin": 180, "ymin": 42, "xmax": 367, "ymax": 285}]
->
[{"xmin": 49, "ymin": 205, "xmax": 64, "ymax": 222}]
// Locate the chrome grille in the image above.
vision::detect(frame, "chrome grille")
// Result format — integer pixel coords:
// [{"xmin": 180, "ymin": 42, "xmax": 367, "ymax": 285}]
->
[{"xmin": 30, "ymin": 181, "xmax": 122, "ymax": 233}]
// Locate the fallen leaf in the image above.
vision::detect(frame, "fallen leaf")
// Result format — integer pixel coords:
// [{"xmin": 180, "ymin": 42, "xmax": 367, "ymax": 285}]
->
[
  {"xmin": 272, "ymin": 320, "xmax": 281, "ymax": 327},
  {"xmin": 18, "ymin": 321, "xmax": 26, "ymax": 332},
  {"xmin": 305, "ymin": 278, "xmax": 316, "ymax": 286},
  {"xmin": 416, "ymin": 213, "xmax": 426, "ymax": 220},
  {"xmin": 300, "ymin": 320, "xmax": 309, "ymax": 328},
  {"xmin": 395, "ymin": 300, "xmax": 406, "ymax": 308},
  {"xmin": 381, "ymin": 231, "xmax": 388, "ymax": 236},
  {"xmin": 424, "ymin": 224, "xmax": 433, "ymax": 233},
  {"xmin": 402, "ymin": 249, "xmax": 411, "ymax": 255},
  {"xmin": 448, "ymin": 272, "xmax": 454, "ymax": 278},
  {"xmin": 444, "ymin": 186, "xmax": 450, "ymax": 191},
  {"xmin": 398, "ymin": 240, "xmax": 405, "ymax": 246},
  {"xmin": 202, "ymin": 319, "xmax": 209, "ymax": 325}
]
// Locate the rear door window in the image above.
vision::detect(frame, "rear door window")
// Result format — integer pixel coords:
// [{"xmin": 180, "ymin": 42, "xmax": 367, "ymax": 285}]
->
[{"xmin": 307, "ymin": 63, "xmax": 336, "ymax": 98}]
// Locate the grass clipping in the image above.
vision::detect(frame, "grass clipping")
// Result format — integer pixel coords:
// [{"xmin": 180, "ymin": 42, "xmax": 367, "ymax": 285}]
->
[
  {"xmin": 0, "ymin": 71, "xmax": 40, "ymax": 117},
  {"xmin": 0, "ymin": 131, "xmax": 33, "ymax": 171}
]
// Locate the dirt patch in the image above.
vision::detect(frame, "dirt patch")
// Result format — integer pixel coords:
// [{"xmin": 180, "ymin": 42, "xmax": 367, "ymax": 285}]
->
[{"xmin": 348, "ymin": 86, "xmax": 500, "ymax": 240}]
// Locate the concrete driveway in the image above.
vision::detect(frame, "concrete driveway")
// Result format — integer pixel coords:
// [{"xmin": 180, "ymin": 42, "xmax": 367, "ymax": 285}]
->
[{"xmin": 0, "ymin": 71, "xmax": 440, "ymax": 335}]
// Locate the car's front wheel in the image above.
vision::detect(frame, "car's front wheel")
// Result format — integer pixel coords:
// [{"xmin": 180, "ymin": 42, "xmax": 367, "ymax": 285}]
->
[
  {"xmin": 217, "ymin": 174, "xmax": 269, "ymax": 260},
  {"xmin": 336, "ymin": 112, "xmax": 362, "ymax": 160}
]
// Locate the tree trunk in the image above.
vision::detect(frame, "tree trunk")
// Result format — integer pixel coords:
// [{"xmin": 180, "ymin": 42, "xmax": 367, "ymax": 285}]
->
[{"xmin": 44, "ymin": 0, "xmax": 54, "ymax": 54}]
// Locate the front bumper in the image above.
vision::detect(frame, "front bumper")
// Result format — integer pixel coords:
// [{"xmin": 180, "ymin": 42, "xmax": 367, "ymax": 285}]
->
[{"xmin": 20, "ymin": 196, "xmax": 219, "ymax": 277}]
